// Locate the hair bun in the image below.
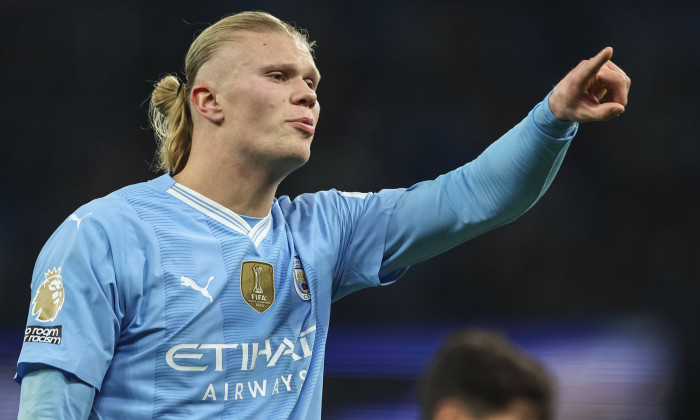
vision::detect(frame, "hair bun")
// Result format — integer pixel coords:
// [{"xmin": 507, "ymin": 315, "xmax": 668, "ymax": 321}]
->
[{"xmin": 151, "ymin": 75, "xmax": 181, "ymax": 115}]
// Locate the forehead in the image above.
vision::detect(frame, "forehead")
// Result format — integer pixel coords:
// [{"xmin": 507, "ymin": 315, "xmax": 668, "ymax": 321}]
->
[
  {"xmin": 214, "ymin": 31, "xmax": 318, "ymax": 76},
  {"xmin": 485, "ymin": 400, "xmax": 539, "ymax": 420}
]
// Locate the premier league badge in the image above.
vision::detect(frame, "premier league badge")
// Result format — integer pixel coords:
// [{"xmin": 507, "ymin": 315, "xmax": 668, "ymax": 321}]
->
[
  {"xmin": 32, "ymin": 267, "xmax": 65, "ymax": 322},
  {"xmin": 293, "ymin": 257, "xmax": 310, "ymax": 301}
]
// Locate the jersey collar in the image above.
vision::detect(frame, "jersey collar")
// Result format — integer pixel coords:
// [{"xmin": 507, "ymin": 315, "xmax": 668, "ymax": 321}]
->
[{"xmin": 166, "ymin": 182, "xmax": 272, "ymax": 247}]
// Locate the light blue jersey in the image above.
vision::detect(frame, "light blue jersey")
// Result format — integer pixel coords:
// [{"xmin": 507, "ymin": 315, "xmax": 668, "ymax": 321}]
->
[
  {"xmin": 17, "ymin": 174, "xmax": 407, "ymax": 419},
  {"xmin": 16, "ymin": 94, "xmax": 577, "ymax": 419}
]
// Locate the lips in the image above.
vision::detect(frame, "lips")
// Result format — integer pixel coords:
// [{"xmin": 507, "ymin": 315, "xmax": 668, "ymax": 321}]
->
[{"xmin": 287, "ymin": 118, "xmax": 315, "ymax": 135}]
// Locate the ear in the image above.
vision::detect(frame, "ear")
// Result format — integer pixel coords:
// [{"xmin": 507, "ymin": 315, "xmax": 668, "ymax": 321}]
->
[{"xmin": 190, "ymin": 82, "xmax": 224, "ymax": 123}]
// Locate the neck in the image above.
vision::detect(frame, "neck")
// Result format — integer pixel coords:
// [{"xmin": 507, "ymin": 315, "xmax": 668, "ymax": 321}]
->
[{"xmin": 173, "ymin": 154, "xmax": 280, "ymax": 218}]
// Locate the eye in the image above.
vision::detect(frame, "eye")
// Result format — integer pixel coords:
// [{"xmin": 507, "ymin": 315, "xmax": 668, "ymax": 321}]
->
[
  {"xmin": 268, "ymin": 72, "xmax": 287, "ymax": 82},
  {"xmin": 305, "ymin": 79, "xmax": 316, "ymax": 90}
]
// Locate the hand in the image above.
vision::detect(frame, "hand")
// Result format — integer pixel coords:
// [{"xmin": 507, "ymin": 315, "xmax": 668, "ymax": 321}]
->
[{"xmin": 549, "ymin": 47, "xmax": 631, "ymax": 123}]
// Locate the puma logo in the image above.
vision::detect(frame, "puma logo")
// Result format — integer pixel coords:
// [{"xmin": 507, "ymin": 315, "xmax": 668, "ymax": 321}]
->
[
  {"xmin": 68, "ymin": 212, "xmax": 93, "ymax": 230},
  {"xmin": 180, "ymin": 276, "xmax": 214, "ymax": 303}
]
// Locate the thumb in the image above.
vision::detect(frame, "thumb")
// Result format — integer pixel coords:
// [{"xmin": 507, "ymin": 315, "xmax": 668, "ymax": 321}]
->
[{"xmin": 594, "ymin": 102, "xmax": 625, "ymax": 121}]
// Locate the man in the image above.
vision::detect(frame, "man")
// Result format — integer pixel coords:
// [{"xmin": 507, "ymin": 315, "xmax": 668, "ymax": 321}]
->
[
  {"xmin": 421, "ymin": 330, "xmax": 554, "ymax": 420},
  {"xmin": 15, "ymin": 10, "xmax": 629, "ymax": 419}
]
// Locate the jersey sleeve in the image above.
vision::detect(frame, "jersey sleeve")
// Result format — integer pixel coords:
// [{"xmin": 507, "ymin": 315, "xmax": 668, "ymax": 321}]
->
[
  {"xmin": 280, "ymin": 188, "xmax": 407, "ymax": 302},
  {"xmin": 330, "ymin": 189, "xmax": 409, "ymax": 301},
  {"xmin": 380, "ymin": 93, "xmax": 577, "ymax": 274},
  {"xmin": 15, "ymin": 199, "xmax": 124, "ymax": 391}
]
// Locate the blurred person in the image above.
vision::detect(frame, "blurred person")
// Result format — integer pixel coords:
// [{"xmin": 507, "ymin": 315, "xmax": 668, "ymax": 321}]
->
[
  {"xmin": 14, "ymin": 10, "xmax": 629, "ymax": 419},
  {"xmin": 421, "ymin": 330, "xmax": 554, "ymax": 420}
]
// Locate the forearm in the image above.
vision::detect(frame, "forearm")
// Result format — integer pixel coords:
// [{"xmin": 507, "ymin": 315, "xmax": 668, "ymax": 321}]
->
[
  {"xmin": 381, "ymin": 93, "xmax": 577, "ymax": 274},
  {"xmin": 18, "ymin": 368, "xmax": 95, "ymax": 420}
]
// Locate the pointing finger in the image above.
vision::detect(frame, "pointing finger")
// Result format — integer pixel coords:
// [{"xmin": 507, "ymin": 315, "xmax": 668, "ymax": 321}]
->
[{"xmin": 581, "ymin": 46, "xmax": 614, "ymax": 82}]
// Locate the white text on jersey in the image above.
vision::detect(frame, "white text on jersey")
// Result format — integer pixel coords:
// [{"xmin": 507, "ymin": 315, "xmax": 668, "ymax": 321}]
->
[{"xmin": 166, "ymin": 326, "xmax": 316, "ymax": 372}]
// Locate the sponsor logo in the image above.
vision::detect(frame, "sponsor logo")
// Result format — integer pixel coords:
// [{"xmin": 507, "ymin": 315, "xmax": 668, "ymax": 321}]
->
[
  {"xmin": 241, "ymin": 261, "xmax": 274, "ymax": 313},
  {"xmin": 31, "ymin": 267, "xmax": 65, "ymax": 322},
  {"xmin": 165, "ymin": 326, "xmax": 316, "ymax": 402},
  {"xmin": 181, "ymin": 275, "xmax": 215, "ymax": 303},
  {"xmin": 200, "ymin": 372, "xmax": 306, "ymax": 401},
  {"xmin": 293, "ymin": 257, "xmax": 310, "ymax": 301},
  {"xmin": 165, "ymin": 325, "xmax": 316, "ymax": 373},
  {"xmin": 67, "ymin": 212, "xmax": 93, "ymax": 230},
  {"xmin": 24, "ymin": 326, "xmax": 62, "ymax": 345}
]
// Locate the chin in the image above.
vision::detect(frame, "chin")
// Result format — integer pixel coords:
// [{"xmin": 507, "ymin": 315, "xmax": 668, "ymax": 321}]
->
[
  {"xmin": 290, "ymin": 143, "xmax": 312, "ymax": 165},
  {"xmin": 273, "ymin": 152, "xmax": 311, "ymax": 180}
]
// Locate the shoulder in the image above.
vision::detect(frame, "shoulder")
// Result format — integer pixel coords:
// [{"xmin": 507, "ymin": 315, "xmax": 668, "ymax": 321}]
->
[
  {"xmin": 276, "ymin": 188, "xmax": 406, "ymax": 223},
  {"xmin": 53, "ymin": 175, "xmax": 175, "ymax": 241},
  {"xmin": 276, "ymin": 189, "xmax": 360, "ymax": 216},
  {"xmin": 278, "ymin": 189, "xmax": 383, "ymax": 208}
]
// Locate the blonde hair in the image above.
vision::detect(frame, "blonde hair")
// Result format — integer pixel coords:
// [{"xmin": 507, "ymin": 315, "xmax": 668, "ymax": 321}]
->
[{"xmin": 149, "ymin": 11, "xmax": 315, "ymax": 174}]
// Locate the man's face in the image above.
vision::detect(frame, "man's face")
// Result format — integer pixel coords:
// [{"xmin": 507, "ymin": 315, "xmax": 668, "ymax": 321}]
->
[
  {"xmin": 197, "ymin": 31, "xmax": 321, "ymax": 177},
  {"xmin": 433, "ymin": 398, "xmax": 540, "ymax": 420},
  {"xmin": 482, "ymin": 400, "xmax": 540, "ymax": 420}
]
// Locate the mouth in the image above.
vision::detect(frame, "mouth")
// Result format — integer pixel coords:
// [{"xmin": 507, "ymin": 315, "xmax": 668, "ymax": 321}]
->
[{"xmin": 287, "ymin": 118, "xmax": 315, "ymax": 135}]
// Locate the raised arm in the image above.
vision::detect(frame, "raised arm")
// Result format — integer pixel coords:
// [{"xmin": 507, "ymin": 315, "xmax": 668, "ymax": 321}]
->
[{"xmin": 380, "ymin": 47, "xmax": 630, "ymax": 276}]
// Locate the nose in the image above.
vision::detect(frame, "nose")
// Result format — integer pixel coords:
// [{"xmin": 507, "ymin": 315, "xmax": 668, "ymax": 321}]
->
[{"xmin": 291, "ymin": 79, "xmax": 317, "ymax": 108}]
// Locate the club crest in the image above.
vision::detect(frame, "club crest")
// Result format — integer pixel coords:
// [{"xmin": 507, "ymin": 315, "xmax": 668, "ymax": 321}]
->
[
  {"xmin": 293, "ymin": 257, "xmax": 310, "ymax": 301},
  {"xmin": 31, "ymin": 267, "xmax": 65, "ymax": 322},
  {"xmin": 241, "ymin": 261, "xmax": 274, "ymax": 313}
]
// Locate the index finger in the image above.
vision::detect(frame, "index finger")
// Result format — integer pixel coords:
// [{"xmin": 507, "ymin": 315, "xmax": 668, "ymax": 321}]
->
[{"xmin": 582, "ymin": 46, "xmax": 614, "ymax": 80}]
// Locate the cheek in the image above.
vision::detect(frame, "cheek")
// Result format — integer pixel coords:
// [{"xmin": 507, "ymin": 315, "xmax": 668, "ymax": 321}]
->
[
  {"xmin": 225, "ymin": 93, "xmax": 278, "ymax": 130},
  {"xmin": 226, "ymin": 81, "xmax": 277, "ymax": 112},
  {"xmin": 242, "ymin": 93, "xmax": 274, "ymax": 114}
]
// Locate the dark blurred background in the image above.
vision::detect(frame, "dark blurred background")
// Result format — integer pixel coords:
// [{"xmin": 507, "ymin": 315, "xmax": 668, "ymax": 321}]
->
[{"xmin": 1, "ymin": 0, "xmax": 698, "ymax": 418}]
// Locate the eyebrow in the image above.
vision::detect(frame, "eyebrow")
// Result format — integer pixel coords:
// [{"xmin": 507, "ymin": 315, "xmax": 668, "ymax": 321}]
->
[{"xmin": 263, "ymin": 63, "xmax": 321, "ymax": 84}]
